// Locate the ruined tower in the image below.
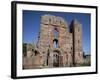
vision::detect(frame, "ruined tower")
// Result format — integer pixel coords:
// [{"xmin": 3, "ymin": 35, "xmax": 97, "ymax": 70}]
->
[
  {"xmin": 23, "ymin": 14, "xmax": 84, "ymax": 69},
  {"xmin": 70, "ymin": 19, "xmax": 83, "ymax": 65},
  {"xmin": 36, "ymin": 14, "xmax": 81, "ymax": 67}
]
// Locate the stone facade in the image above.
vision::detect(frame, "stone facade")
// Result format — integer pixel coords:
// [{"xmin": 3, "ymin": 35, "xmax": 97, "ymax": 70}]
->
[{"xmin": 23, "ymin": 14, "xmax": 84, "ymax": 69}]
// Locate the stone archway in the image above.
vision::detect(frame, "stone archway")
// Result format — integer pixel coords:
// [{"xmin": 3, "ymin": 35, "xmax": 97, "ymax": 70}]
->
[{"xmin": 52, "ymin": 50, "xmax": 62, "ymax": 67}]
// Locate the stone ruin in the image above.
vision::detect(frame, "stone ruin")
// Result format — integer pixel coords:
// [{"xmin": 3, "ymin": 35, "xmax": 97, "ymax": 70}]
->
[{"xmin": 23, "ymin": 14, "xmax": 83, "ymax": 69}]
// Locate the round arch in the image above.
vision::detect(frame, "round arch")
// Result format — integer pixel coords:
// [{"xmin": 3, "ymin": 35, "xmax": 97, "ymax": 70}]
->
[{"xmin": 52, "ymin": 49, "xmax": 62, "ymax": 67}]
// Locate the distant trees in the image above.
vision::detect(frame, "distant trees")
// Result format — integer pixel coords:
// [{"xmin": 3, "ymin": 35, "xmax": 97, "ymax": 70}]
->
[{"xmin": 23, "ymin": 43, "xmax": 27, "ymax": 57}]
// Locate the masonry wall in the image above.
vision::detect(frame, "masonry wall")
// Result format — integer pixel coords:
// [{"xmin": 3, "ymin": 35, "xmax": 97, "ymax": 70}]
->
[{"xmin": 23, "ymin": 14, "xmax": 84, "ymax": 69}]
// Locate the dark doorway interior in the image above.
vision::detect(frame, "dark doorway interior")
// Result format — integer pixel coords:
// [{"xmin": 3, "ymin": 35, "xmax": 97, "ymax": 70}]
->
[{"xmin": 53, "ymin": 51, "xmax": 59, "ymax": 67}]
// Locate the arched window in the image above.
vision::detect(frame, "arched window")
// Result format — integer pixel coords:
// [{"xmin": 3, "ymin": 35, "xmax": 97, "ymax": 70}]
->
[
  {"xmin": 53, "ymin": 39, "xmax": 58, "ymax": 48},
  {"xmin": 53, "ymin": 28, "xmax": 59, "ymax": 48},
  {"xmin": 54, "ymin": 28, "xmax": 58, "ymax": 38}
]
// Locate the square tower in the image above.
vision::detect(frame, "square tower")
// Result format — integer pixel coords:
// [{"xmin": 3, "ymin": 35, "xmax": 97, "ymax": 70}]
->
[{"xmin": 70, "ymin": 19, "xmax": 83, "ymax": 65}]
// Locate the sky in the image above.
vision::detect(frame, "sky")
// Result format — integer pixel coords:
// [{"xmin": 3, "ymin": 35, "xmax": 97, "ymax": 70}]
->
[{"xmin": 23, "ymin": 10, "xmax": 91, "ymax": 54}]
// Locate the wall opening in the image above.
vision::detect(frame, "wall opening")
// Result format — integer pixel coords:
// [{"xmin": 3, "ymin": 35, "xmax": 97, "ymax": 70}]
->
[
  {"xmin": 53, "ymin": 28, "xmax": 59, "ymax": 48},
  {"xmin": 54, "ymin": 28, "xmax": 59, "ymax": 38},
  {"xmin": 53, "ymin": 39, "xmax": 58, "ymax": 48},
  {"xmin": 53, "ymin": 51, "xmax": 59, "ymax": 67}
]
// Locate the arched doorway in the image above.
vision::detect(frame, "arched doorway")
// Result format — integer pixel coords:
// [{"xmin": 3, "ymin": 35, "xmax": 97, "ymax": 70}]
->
[{"xmin": 53, "ymin": 50, "xmax": 61, "ymax": 67}]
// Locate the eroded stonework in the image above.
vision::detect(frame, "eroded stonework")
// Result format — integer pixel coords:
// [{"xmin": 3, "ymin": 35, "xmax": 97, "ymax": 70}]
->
[{"xmin": 23, "ymin": 14, "xmax": 83, "ymax": 69}]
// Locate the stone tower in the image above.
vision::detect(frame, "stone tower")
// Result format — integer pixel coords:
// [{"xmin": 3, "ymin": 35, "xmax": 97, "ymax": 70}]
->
[
  {"xmin": 70, "ymin": 19, "xmax": 83, "ymax": 65},
  {"xmin": 23, "ymin": 14, "xmax": 84, "ymax": 69},
  {"xmin": 37, "ymin": 14, "xmax": 74, "ymax": 67}
]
